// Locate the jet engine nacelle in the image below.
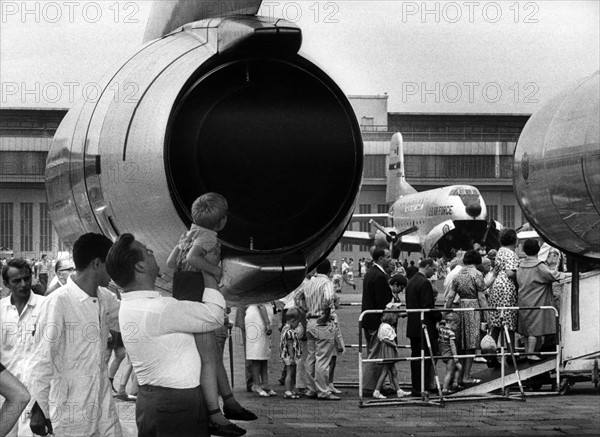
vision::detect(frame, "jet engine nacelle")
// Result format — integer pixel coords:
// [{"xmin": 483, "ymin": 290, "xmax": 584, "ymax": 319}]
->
[
  {"xmin": 513, "ymin": 71, "xmax": 600, "ymax": 260},
  {"xmin": 45, "ymin": 16, "xmax": 363, "ymax": 303}
]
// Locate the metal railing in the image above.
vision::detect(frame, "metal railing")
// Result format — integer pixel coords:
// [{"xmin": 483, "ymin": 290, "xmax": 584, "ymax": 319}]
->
[{"xmin": 357, "ymin": 306, "xmax": 561, "ymax": 407}]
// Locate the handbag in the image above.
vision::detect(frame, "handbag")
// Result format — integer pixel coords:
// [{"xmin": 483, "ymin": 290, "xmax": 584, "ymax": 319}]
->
[{"xmin": 480, "ymin": 332, "xmax": 497, "ymax": 353}]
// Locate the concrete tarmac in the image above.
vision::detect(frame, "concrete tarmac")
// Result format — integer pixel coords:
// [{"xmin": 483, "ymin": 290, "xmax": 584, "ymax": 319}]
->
[{"xmin": 114, "ymin": 279, "xmax": 600, "ymax": 436}]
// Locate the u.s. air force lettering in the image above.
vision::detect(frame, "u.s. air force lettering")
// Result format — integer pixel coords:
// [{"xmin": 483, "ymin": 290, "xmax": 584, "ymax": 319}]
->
[{"xmin": 428, "ymin": 205, "xmax": 453, "ymax": 216}]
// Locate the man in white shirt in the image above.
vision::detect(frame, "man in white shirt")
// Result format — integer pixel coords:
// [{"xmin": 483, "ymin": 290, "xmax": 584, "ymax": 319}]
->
[
  {"xmin": 443, "ymin": 251, "xmax": 465, "ymax": 306},
  {"xmin": 28, "ymin": 233, "xmax": 122, "ymax": 437},
  {"xmin": 296, "ymin": 260, "xmax": 340, "ymax": 400},
  {"xmin": 106, "ymin": 233, "xmax": 226, "ymax": 436},
  {"xmin": 1, "ymin": 258, "xmax": 44, "ymax": 437},
  {"xmin": 35, "ymin": 254, "xmax": 51, "ymax": 292}
]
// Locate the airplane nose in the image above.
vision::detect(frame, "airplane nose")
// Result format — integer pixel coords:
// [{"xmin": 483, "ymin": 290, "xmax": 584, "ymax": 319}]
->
[{"xmin": 466, "ymin": 203, "xmax": 482, "ymax": 218}]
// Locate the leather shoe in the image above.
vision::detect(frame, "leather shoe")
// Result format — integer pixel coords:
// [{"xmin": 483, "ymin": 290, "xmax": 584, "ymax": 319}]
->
[
  {"xmin": 319, "ymin": 394, "xmax": 341, "ymax": 401},
  {"xmin": 208, "ymin": 422, "xmax": 246, "ymax": 437},
  {"xmin": 304, "ymin": 390, "xmax": 318, "ymax": 399},
  {"xmin": 223, "ymin": 406, "xmax": 258, "ymax": 422}
]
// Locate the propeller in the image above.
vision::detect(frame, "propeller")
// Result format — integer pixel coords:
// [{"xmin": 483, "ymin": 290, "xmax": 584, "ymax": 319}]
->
[{"xmin": 369, "ymin": 219, "xmax": 418, "ymax": 253}]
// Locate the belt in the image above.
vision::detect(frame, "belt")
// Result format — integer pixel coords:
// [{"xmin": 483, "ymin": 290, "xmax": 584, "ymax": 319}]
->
[{"xmin": 140, "ymin": 384, "xmax": 199, "ymax": 393}]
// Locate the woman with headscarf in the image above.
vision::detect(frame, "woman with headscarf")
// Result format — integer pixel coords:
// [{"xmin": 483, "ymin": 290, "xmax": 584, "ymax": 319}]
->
[
  {"xmin": 445, "ymin": 249, "xmax": 487, "ymax": 384},
  {"xmin": 517, "ymin": 239, "xmax": 567, "ymax": 361},
  {"xmin": 486, "ymin": 229, "xmax": 520, "ymax": 351}
]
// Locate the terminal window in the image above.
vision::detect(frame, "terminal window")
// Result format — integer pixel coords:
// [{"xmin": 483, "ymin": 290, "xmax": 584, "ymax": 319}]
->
[
  {"xmin": 363, "ymin": 155, "xmax": 386, "ymax": 178},
  {"xmin": 404, "ymin": 155, "xmax": 497, "ymax": 179},
  {"xmin": 488, "ymin": 205, "xmax": 498, "ymax": 222},
  {"xmin": 39, "ymin": 203, "xmax": 53, "ymax": 252},
  {"xmin": 503, "ymin": 205, "xmax": 516, "ymax": 230},
  {"xmin": 0, "ymin": 203, "xmax": 14, "ymax": 249},
  {"xmin": 20, "ymin": 203, "xmax": 33, "ymax": 252}
]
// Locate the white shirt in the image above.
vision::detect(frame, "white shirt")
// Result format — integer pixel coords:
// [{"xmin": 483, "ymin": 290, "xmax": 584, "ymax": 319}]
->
[
  {"xmin": 444, "ymin": 265, "xmax": 463, "ymax": 303},
  {"xmin": 378, "ymin": 322, "xmax": 397, "ymax": 341},
  {"xmin": 28, "ymin": 277, "xmax": 122, "ymax": 436},
  {"xmin": 1, "ymin": 292, "xmax": 44, "ymax": 377},
  {"xmin": 119, "ymin": 288, "xmax": 225, "ymax": 389},
  {"xmin": 0, "ymin": 292, "xmax": 44, "ymax": 436}
]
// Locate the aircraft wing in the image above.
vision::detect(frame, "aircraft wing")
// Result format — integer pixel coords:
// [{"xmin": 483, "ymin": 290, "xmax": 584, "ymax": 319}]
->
[
  {"xmin": 350, "ymin": 213, "xmax": 392, "ymax": 223},
  {"xmin": 341, "ymin": 230, "xmax": 373, "ymax": 245},
  {"xmin": 396, "ymin": 234, "xmax": 422, "ymax": 254}
]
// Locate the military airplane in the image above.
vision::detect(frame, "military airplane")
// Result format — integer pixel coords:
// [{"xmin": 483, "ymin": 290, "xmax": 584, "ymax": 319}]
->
[{"xmin": 343, "ymin": 133, "xmax": 502, "ymax": 258}]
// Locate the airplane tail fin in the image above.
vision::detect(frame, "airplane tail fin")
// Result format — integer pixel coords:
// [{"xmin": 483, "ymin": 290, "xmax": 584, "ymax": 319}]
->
[{"xmin": 386, "ymin": 132, "xmax": 417, "ymax": 203}]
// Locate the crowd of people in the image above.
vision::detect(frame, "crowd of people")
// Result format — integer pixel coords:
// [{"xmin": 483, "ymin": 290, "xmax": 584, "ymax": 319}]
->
[
  {"xmin": 360, "ymin": 229, "xmax": 568, "ymax": 398},
  {"xmin": 0, "ymin": 206, "xmax": 571, "ymax": 437}
]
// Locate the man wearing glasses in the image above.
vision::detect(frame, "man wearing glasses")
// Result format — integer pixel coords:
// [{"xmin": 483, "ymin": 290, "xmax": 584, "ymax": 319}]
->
[
  {"xmin": 44, "ymin": 259, "xmax": 75, "ymax": 296},
  {"xmin": 1, "ymin": 258, "xmax": 45, "ymax": 436}
]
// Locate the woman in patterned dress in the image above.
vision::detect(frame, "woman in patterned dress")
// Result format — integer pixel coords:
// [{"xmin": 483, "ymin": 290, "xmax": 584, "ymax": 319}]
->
[
  {"xmin": 486, "ymin": 229, "xmax": 520, "ymax": 349},
  {"xmin": 445, "ymin": 249, "xmax": 487, "ymax": 384}
]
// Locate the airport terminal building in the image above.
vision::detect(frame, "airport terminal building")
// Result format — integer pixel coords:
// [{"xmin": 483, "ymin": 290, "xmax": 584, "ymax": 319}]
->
[{"xmin": 0, "ymin": 98, "xmax": 529, "ymax": 260}]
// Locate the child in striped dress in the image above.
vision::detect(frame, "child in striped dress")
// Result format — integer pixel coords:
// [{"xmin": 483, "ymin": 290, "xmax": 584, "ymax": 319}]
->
[{"xmin": 280, "ymin": 308, "xmax": 302, "ymax": 399}]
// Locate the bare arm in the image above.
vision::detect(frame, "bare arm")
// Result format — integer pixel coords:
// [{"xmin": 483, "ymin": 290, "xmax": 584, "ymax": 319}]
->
[
  {"xmin": 445, "ymin": 287, "xmax": 457, "ymax": 309},
  {"xmin": 449, "ymin": 338, "xmax": 459, "ymax": 363},
  {"xmin": 166, "ymin": 246, "xmax": 181, "ymax": 269},
  {"xmin": 257, "ymin": 305, "xmax": 272, "ymax": 334},
  {"xmin": 381, "ymin": 338, "xmax": 398, "ymax": 348},
  {"xmin": 186, "ymin": 246, "xmax": 222, "ymax": 280},
  {"xmin": 0, "ymin": 368, "xmax": 30, "ymax": 437}
]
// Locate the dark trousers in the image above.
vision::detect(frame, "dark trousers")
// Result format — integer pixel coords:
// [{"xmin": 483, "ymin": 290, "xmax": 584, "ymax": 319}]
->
[
  {"xmin": 38, "ymin": 273, "xmax": 48, "ymax": 291},
  {"xmin": 409, "ymin": 336, "xmax": 437, "ymax": 393},
  {"xmin": 137, "ymin": 384, "xmax": 209, "ymax": 437}
]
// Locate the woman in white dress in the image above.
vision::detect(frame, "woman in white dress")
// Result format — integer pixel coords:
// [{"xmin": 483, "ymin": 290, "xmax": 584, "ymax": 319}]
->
[{"xmin": 245, "ymin": 304, "xmax": 276, "ymax": 397}]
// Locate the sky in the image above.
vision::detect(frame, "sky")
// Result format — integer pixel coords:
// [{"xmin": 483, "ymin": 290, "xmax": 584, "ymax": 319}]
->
[{"xmin": 0, "ymin": 0, "xmax": 598, "ymax": 113}]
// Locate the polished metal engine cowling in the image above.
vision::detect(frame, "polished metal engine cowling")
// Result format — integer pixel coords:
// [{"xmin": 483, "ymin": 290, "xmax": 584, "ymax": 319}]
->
[
  {"xmin": 46, "ymin": 16, "xmax": 364, "ymax": 303},
  {"xmin": 513, "ymin": 71, "xmax": 600, "ymax": 259}
]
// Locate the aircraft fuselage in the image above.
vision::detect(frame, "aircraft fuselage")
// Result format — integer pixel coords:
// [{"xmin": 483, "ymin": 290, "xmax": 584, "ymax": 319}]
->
[{"xmin": 389, "ymin": 185, "xmax": 497, "ymax": 257}]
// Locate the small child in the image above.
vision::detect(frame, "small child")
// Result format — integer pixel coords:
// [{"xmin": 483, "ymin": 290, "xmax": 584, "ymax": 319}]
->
[
  {"xmin": 438, "ymin": 312, "xmax": 464, "ymax": 394},
  {"xmin": 368, "ymin": 312, "xmax": 410, "ymax": 399},
  {"xmin": 167, "ymin": 193, "xmax": 254, "ymax": 433},
  {"xmin": 280, "ymin": 308, "xmax": 303, "ymax": 399}
]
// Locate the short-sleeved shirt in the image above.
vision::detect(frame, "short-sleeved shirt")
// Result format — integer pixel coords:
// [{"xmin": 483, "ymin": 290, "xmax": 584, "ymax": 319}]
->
[
  {"xmin": 177, "ymin": 224, "xmax": 221, "ymax": 289},
  {"xmin": 377, "ymin": 322, "xmax": 396, "ymax": 342},
  {"xmin": 178, "ymin": 224, "xmax": 220, "ymax": 271},
  {"xmin": 438, "ymin": 324, "xmax": 457, "ymax": 358}
]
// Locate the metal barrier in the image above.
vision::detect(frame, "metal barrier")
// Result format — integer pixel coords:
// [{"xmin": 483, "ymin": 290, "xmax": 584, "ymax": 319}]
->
[{"xmin": 357, "ymin": 306, "xmax": 561, "ymax": 407}]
